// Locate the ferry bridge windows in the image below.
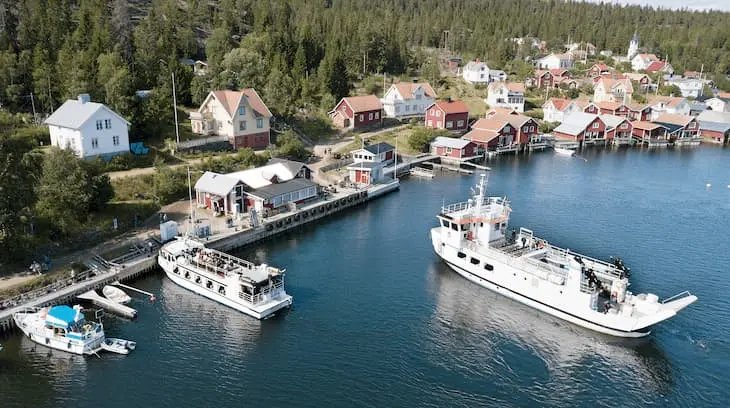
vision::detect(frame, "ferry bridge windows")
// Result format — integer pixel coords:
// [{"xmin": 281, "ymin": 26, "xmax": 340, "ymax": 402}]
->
[
  {"xmin": 451, "ymin": 223, "xmax": 458, "ymax": 232},
  {"xmin": 484, "ymin": 264, "xmax": 494, "ymax": 271}
]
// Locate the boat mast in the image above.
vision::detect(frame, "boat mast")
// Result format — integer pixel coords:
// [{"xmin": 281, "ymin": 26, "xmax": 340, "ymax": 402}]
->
[{"xmin": 187, "ymin": 166, "xmax": 195, "ymax": 236}]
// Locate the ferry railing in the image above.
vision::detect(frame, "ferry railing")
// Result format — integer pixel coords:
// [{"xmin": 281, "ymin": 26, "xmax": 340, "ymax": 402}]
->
[
  {"xmin": 661, "ymin": 291, "xmax": 693, "ymax": 304},
  {"xmin": 238, "ymin": 279, "xmax": 285, "ymax": 304}
]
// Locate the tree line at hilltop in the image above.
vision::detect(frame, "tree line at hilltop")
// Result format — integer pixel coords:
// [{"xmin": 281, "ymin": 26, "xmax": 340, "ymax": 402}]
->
[{"xmin": 0, "ymin": 0, "xmax": 729, "ymax": 133}]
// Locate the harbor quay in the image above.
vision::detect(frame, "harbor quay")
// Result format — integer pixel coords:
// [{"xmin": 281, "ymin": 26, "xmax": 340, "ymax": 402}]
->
[{"xmin": 0, "ymin": 180, "xmax": 400, "ymax": 334}]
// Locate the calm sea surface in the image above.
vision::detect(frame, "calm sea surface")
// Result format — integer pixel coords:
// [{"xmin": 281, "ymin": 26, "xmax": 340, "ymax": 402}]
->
[{"xmin": 1, "ymin": 146, "xmax": 729, "ymax": 407}]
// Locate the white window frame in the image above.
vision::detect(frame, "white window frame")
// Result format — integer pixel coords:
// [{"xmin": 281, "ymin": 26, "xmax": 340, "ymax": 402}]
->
[
  {"xmin": 240, "ymin": 120, "xmax": 247, "ymax": 131},
  {"xmin": 446, "ymin": 121, "xmax": 453, "ymax": 129},
  {"xmin": 239, "ymin": 107, "xmax": 246, "ymax": 116},
  {"xmin": 359, "ymin": 114, "xmax": 364, "ymax": 121},
  {"xmin": 257, "ymin": 118, "xmax": 263, "ymax": 128},
  {"xmin": 104, "ymin": 119, "xmax": 111, "ymax": 129},
  {"xmin": 368, "ymin": 112, "xmax": 373, "ymax": 120},
  {"xmin": 457, "ymin": 120, "xmax": 464, "ymax": 127},
  {"xmin": 91, "ymin": 138, "xmax": 99, "ymax": 149},
  {"xmin": 96, "ymin": 120, "xmax": 103, "ymax": 130},
  {"xmin": 112, "ymin": 135, "xmax": 119, "ymax": 146}
]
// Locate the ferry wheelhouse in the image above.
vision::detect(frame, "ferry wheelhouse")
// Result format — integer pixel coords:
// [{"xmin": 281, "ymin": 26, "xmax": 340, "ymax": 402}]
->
[
  {"xmin": 430, "ymin": 173, "xmax": 697, "ymax": 338},
  {"xmin": 14, "ymin": 305, "xmax": 106, "ymax": 355},
  {"xmin": 158, "ymin": 238, "xmax": 293, "ymax": 319}
]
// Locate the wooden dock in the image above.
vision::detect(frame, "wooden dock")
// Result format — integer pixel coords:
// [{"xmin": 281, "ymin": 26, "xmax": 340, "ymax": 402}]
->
[{"xmin": 0, "ymin": 181, "xmax": 401, "ymax": 334}]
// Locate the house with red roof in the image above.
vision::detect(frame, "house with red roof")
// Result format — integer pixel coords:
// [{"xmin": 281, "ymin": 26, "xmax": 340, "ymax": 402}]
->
[
  {"xmin": 595, "ymin": 101, "xmax": 631, "ymax": 117},
  {"xmin": 190, "ymin": 89, "xmax": 273, "ymax": 149},
  {"xmin": 646, "ymin": 60, "xmax": 674, "ymax": 74},
  {"xmin": 430, "ymin": 137, "xmax": 478, "ymax": 159},
  {"xmin": 380, "ymin": 82, "xmax": 437, "ymax": 119},
  {"xmin": 462, "ymin": 113, "xmax": 538, "ymax": 152},
  {"xmin": 425, "ymin": 99, "xmax": 470, "ymax": 132},
  {"xmin": 632, "ymin": 121, "xmax": 669, "ymax": 146},
  {"xmin": 631, "ymin": 53, "xmax": 659, "ymax": 71},
  {"xmin": 594, "ymin": 77, "xmax": 633, "ymax": 103},
  {"xmin": 329, "ymin": 95, "xmax": 384, "ymax": 129},
  {"xmin": 653, "ymin": 113, "xmax": 700, "ymax": 144},
  {"xmin": 542, "ymin": 98, "xmax": 583, "ymax": 123},
  {"xmin": 582, "ymin": 101, "xmax": 600, "ymax": 115},
  {"xmin": 587, "ymin": 63, "xmax": 611, "ymax": 77},
  {"xmin": 623, "ymin": 73, "xmax": 653, "ymax": 91},
  {"xmin": 628, "ymin": 102, "xmax": 653, "ymax": 121}
]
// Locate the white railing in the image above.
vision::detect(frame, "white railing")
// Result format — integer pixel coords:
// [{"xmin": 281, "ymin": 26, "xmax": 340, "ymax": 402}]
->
[
  {"xmin": 441, "ymin": 197, "xmax": 507, "ymax": 215},
  {"xmin": 661, "ymin": 291, "xmax": 693, "ymax": 304},
  {"xmin": 177, "ymin": 134, "xmax": 228, "ymax": 149},
  {"xmin": 238, "ymin": 279, "xmax": 285, "ymax": 304}
]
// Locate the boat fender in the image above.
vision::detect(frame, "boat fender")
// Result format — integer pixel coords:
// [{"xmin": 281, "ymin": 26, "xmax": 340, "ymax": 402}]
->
[
  {"xmin": 311, "ymin": 209, "xmax": 316, "ymax": 215},
  {"xmin": 276, "ymin": 221, "xmax": 283, "ymax": 228},
  {"xmin": 266, "ymin": 224, "xmax": 273, "ymax": 231},
  {"xmin": 348, "ymin": 196, "xmax": 354, "ymax": 202},
  {"xmin": 334, "ymin": 201, "xmax": 339, "ymax": 207},
  {"xmin": 327, "ymin": 203, "xmax": 332, "ymax": 210},
  {"xmin": 286, "ymin": 217, "xmax": 292, "ymax": 224},
  {"xmin": 302, "ymin": 212, "xmax": 307, "ymax": 219},
  {"xmin": 295, "ymin": 214, "xmax": 301, "ymax": 221},
  {"xmin": 340, "ymin": 199, "xmax": 346, "ymax": 205}
]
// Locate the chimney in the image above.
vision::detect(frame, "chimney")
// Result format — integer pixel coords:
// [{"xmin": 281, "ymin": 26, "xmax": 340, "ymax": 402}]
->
[
  {"xmin": 447, "ymin": 96, "xmax": 452, "ymax": 103},
  {"xmin": 78, "ymin": 94, "xmax": 90, "ymax": 104}
]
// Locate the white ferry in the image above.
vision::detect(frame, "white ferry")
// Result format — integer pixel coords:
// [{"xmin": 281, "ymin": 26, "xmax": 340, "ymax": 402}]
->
[
  {"xmin": 158, "ymin": 238, "xmax": 293, "ymax": 319},
  {"xmin": 14, "ymin": 305, "xmax": 106, "ymax": 355},
  {"xmin": 430, "ymin": 173, "xmax": 697, "ymax": 338}
]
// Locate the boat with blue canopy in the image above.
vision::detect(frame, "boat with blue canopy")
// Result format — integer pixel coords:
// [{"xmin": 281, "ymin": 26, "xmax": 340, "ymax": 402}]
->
[{"xmin": 13, "ymin": 305, "xmax": 124, "ymax": 355}]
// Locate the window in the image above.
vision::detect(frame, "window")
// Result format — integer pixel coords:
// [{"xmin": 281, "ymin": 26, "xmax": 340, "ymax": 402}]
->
[
  {"xmin": 375, "ymin": 112, "xmax": 379, "ymax": 119},
  {"xmin": 470, "ymin": 257, "xmax": 480, "ymax": 265},
  {"xmin": 96, "ymin": 120, "xmax": 103, "ymax": 130},
  {"xmin": 427, "ymin": 120, "xmax": 433, "ymax": 127},
  {"xmin": 592, "ymin": 122, "xmax": 599, "ymax": 129},
  {"xmin": 359, "ymin": 114, "xmax": 364, "ymax": 121},
  {"xmin": 451, "ymin": 223, "xmax": 458, "ymax": 231},
  {"xmin": 273, "ymin": 197, "xmax": 282, "ymax": 207},
  {"xmin": 239, "ymin": 120, "xmax": 247, "ymax": 131},
  {"xmin": 395, "ymin": 106, "xmax": 400, "ymax": 113},
  {"xmin": 291, "ymin": 191, "xmax": 300, "ymax": 201},
  {"xmin": 446, "ymin": 147, "xmax": 452, "ymax": 154},
  {"xmin": 446, "ymin": 121, "xmax": 453, "ymax": 129},
  {"xmin": 457, "ymin": 120, "xmax": 464, "ymax": 127},
  {"xmin": 112, "ymin": 135, "xmax": 120, "ymax": 146},
  {"xmin": 368, "ymin": 113, "xmax": 373, "ymax": 120},
  {"xmin": 104, "ymin": 119, "xmax": 111, "ymax": 129},
  {"xmin": 91, "ymin": 138, "xmax": 99, "ymax": 149},
  {"xmin": 257, "ymin": 118, "xmax": 263, "ymax": 128},
  {"xmin": 457, "ymin": 252, "xmax": 466, "ymax": 259},
  {"xmin": 484, "ymin": 264, "xmax": 494, "ymax": 271},
  {"xmin": 238, "ymin": 106, "xmax": 246, "ymax": 116},
  {"xmin": 436, "ymin": 111, "xmax": 441, "ymax": 117}
]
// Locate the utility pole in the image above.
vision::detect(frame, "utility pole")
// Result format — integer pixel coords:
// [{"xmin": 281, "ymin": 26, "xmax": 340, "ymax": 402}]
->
[
  {"xmin": 30, "ymin": 92, "xmax": 37, "ymax": 124},
  {"xmin": 171, "ymin": 71, "xmax": 180, "ymax": 146}
]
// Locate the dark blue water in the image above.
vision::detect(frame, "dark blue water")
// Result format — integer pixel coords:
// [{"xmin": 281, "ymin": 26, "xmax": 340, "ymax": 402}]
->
[{"xmin": 2, "ymin": 147, "xmax": 729, "ymax": 407}]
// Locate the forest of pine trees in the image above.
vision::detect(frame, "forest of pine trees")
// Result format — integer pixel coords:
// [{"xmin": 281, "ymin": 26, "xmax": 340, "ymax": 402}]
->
[{"xmin": 0, "ymin": 0, "xmax": 729, "ymax": 136}]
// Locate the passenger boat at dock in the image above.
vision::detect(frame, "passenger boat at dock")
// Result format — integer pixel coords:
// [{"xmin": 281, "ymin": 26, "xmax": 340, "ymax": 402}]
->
[
  {"xmin": 158, "ymin": 238, "xmax": 293, "ymax": 319},
  {"xmin": 13, "ymin": 305, "xmax": 134, "ymax": 355},
  {"xmin": 430, "ymin": 173, "xmax": 697, "ymax": 338}
]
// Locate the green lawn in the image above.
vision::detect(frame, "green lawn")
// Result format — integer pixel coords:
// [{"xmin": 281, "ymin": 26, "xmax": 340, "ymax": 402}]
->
[{"xmin": 336, "ymin": 126, "xmax": 429, "ymax": 157}]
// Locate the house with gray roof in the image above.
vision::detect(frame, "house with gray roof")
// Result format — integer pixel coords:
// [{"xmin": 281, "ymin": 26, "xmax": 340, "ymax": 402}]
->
[
  {"xmin": 44, "ymin": 94, "xmax": 130, "ymax": 159},
  {"xmin": 350, "ymin": 142, "xmax": 395, "ymax": 165},
  {"xmin": 553, "ymin": 112, "xmax": 607, "ymax": 145},
  {"xmin": 697, "ymin": 110, "xmax": 730, "ymax": 144}
]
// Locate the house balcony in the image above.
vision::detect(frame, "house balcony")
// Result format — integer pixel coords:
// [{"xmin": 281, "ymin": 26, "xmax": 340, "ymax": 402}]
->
[{"xmin": 190, "ymin": 112, "xmax": 218, "ymax": 135}]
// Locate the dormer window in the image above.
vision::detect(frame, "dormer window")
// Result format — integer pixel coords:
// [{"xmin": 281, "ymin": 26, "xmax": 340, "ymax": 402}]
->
[{"xmin": 238, "ymin": 107, "xmax": 246, "ymax": 116}]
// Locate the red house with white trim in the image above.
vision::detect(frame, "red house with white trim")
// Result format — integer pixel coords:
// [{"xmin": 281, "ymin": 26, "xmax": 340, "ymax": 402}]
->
[
  {"xmin": 430, "ymin": 137, "xmax": 478, "ymax": 159},
  {"xmin": 329, "ymin": 95, "xmax": 383, "ymax": 129},
  {"xmin": 553, "ymin": 112, "xmax": 607, "ymax": 145},
  {"xmin": 596, "ymin": 101, "xmax": 630, "ymax": 117},
  {"xmin": 628, "ymin": 103, "xmax": 652, "ymax": 121},
  {"xmin": 463, "ymin": 116, "xmax": 517, "ymax": 150},
  {"xmin": 425, "ymin": 99, "xmax": 470, "ymax": 132}
]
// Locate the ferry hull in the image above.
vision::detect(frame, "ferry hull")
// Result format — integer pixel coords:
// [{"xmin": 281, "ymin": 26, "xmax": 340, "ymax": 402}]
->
[
  {"xmin": 441, "ymin": 259, "xmax": 650, "ymax": 338},
  {"xmin": 431, "ymin": 230, "xmax": 650, "ymax": 339},
  {"xmin": 162, "ymin": 264, "xmax": 292, "ymax": 320}
]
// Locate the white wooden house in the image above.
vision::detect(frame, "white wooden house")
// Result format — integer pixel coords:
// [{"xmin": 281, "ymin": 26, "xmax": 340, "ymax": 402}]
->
[
  {"xmin": 462, "ymin": 59, "xmax": 490, "ymax": 84},
  {"xmin": 44, "ymin": 94, "xmax": 130, "ymax": 159},
  {"xmin": 486, "ymin": 82, "xmax": 525, "ymax": 112},
  {"xmin": 189, "ymin": 89, "xmax": 272, "ymax": 149},
  {"xmin": 536, "ymin": 53, "xmax": 574, "ymax": 70},
  {"xmin": 380, "ymin": 82, "xmax": 436, "ymax": 118}
]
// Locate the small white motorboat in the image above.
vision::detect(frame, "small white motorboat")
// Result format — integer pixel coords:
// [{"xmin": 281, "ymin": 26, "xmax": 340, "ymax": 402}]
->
[
  {"xmin": 554, "ymin": 146, "xmax": 575, "ymax": 156},
  {"xmin": 100, "ymin": 338, "xmax": 136, "ymax": 355},
  {"xmin": 102, "ymin": 285, "xmax": 132, "ymax": 304}
]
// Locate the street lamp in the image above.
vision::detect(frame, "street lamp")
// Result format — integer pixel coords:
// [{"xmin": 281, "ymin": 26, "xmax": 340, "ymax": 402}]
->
[{"xmin": 159, "ymin": 59, "xmax": 181, "ymax": 146}]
